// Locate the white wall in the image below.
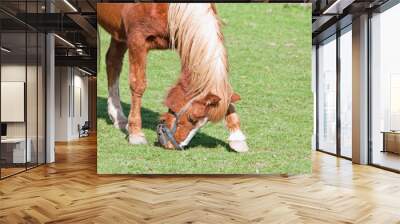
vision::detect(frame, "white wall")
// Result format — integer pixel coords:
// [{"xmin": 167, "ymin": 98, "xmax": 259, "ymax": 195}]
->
[
  {"xmin": 1, "ymin": 66, "xmax": 26, "ymax": 131},
  {"xmin": 1, "ymin": 65, "xmax": 33, "ymax": 138},
  {"xmin": 1, "ymin": 65, "xmax": 26, "ymax": 159},
  {"xmin": 1, "ymin": 63, "xmax": 46, "ymax": 164},
  {"xmin": 71, "ymin": 72, "xmax": 89, "ymax": 138},
  {"xmin": 54, "ymin": 67, "xmax": 89, "ymax": 141},
  {"xmin": 55, "ymin": 67, "xmax": 69, "ymax": 141}
]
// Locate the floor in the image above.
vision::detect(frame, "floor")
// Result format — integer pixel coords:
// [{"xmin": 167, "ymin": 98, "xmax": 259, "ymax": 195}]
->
[
  {"xmin": 0, "ymin": 167, "xmax": 25, "ymax": 178},
  {"xmin": 0, "ymin": 135, "xmax": 400, "ymax": 223},
  {"xmin": 1, "ymin": 162, "xmax": 45, "ymax": 179},
  {"xmin": 372, "ymin": 150, "xmax": 400, "ymax": 171}
]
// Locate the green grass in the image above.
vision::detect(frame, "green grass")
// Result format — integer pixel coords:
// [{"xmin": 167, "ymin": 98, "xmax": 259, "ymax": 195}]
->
[{"xmin": 97, "ymin": 4, "xmax": 312, "ymax": 174}]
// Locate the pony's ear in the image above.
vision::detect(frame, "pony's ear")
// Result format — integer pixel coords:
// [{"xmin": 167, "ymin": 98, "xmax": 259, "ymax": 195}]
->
[
  {"xmin": 203, "ymin": 93, "xmax": 221, "ymax": 106},
  {"xmin": 231, "ymin": 93, "xmax": 241, "ymax": 103},
  {"xmin": 190, "ymin": 94, "xmax": 220, "ymax": 119}
]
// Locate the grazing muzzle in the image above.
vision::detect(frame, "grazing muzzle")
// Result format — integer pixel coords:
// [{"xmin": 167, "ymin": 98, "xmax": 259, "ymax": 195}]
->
[
  {"xmin": 157, "ymin": 110, "xmax": 182, "ymax": 150},
  {"xmin": 157, "ymin": 100, "xmax": 196, "ymax": 150}
]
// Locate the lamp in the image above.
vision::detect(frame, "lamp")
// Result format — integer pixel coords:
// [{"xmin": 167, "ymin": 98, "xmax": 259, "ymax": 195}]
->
[
  {"xmin": 1, "ymin": 47, "xmax": 11, "ymax": 53},
  {"xmin": 322, "ymin": 0, "xmax": 355, "ymax": 15},
  {"xmin": 54, "ymin": 34, "xmax": 75, "ymax": 48},
  {"xmin": 78, "ymin": 67, "xmax": 93, "ymax": 76},
  {"xmin": 63, "ymin": 0, "xmax": 78, "ymax": 12}
]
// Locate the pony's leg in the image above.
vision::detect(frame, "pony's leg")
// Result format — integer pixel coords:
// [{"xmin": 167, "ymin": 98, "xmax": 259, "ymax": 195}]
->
[
  {"xmin": 106, "ymin": 38, "xmax": 127, "ymax": 129},
  {"xmin": 126, "ymin": 36, "xmax": 148, "ymax": 145},
  {"xmin": 225, "ymin": 104, "xmax": 249, "ymax": 152}
]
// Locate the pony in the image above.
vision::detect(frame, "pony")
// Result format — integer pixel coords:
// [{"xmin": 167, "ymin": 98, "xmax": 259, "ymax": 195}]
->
[{"xmin": 97, "ymin": 3, "xmax": 248, "ymax": 152}]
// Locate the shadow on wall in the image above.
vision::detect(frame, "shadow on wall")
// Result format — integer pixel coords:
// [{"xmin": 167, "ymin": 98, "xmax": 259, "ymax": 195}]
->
[{"xmin": 96, "ymin": 96, "xmax": 230, "ymax": 150}]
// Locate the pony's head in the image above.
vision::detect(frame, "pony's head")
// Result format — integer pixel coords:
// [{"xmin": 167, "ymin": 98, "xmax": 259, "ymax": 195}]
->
[
  {"xmin": 157, "ymin": 84, "xmax": 240, "ymax": 149},
  {"xmin": 158, "ymin": 3, "xmax": 240, "ymax": 149}
]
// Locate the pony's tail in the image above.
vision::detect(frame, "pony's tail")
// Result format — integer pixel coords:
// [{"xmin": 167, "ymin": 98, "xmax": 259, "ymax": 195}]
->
[{"xmin": 167, "ymin": 3, "xmax": 232, "ymax": 122}]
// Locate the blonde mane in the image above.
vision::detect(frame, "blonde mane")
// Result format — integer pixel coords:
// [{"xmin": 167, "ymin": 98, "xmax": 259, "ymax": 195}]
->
[{"xmin": 168, "ymin": 3, "xmax": 232, "ymax": 122}]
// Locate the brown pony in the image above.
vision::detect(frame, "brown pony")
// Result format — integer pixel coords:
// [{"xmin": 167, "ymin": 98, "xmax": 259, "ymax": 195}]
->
[{"xmin": 97, "ymin": 3, "xmax": 248, "ymax": 152}]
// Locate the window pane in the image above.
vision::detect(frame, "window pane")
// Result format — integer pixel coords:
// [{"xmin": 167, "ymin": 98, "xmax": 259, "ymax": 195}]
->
[
  {"xmin": 318, "ymin": 36, "xmax": 337, "ymax": 154},
  {"xmin": 371, "ymin": 4, "xmax": 400, "ymax": 171},
  {"xmin": 340, "ymin": 28, "xmax": 352, "ymax": 158},
  {"xmin": 38, "ymin": 33, "xmax": 45, "ymax": 165},
  {"xmin": 1, "ymin": 31, "xmax": 27, "ymax": 177},
  {"xmin": 27, "ymin": 31, "xmax": 38, "ymax": 169}
]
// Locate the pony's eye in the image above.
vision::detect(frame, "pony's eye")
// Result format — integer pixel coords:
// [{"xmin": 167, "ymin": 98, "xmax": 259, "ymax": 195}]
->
[{"xmin": 188, "ymin": 115, "xmax": 197, "ymax": 125}]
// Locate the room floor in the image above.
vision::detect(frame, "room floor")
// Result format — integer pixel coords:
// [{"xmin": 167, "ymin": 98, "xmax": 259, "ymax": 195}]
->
[
  {"xmin": 0, "ymin": 167, "xmax": 25, "ymax": 178},
  {"xmin": 0, "ymin": 135, "xmax": 399, "ymax": 223},
  {"xmin": 372, "ymin": 150, "xmax": 400, "ymax": 171},
  {"xmin": 1, "ymin": 162, "xmax": 44, "ymax": 178}
]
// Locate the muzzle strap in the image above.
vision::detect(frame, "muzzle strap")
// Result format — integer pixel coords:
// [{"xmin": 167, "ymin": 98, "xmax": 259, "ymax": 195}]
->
[
  {"xmin": 157, "ymin": 123, "xmax": 183, "ymax": 150},
  {"xmin": 157, "ymin": 100, "xmax": 194, "ymax": 150}
]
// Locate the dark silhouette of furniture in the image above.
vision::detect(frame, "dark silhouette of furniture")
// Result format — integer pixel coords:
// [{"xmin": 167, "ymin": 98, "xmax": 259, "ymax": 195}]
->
[
  {"xmin": 382, "ymin": 131, "xmax": 400, "ymax": 154},
  {"xmin": 78, "ymin": 121, "xmax": 90, "ymax": 138}
]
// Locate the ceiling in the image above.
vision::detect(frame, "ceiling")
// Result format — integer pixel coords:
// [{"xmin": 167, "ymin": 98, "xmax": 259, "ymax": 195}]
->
[
  {"xmin": 312, "ymin": 0, "xmax": 392, "ymax": 43},
  {"xmin": 2, "ymin": 0, "xmax": 396, "ymax": 73},
  {"xmin": 0, "ymin": 0, "xmax": 96, "ymax": 14},
  {"xmin": 0, "ymin": 0, "xmax": 97, "ymax": 74}
]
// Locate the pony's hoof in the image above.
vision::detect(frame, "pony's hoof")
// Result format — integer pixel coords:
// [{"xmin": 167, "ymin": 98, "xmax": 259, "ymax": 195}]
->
[
  {"xmin": 229, "ymin": 140, "xmax": 249, "ymax": 153},
  {"xmin": 128, "ymin": 133, "xmax": 148, "ymax": 145}
]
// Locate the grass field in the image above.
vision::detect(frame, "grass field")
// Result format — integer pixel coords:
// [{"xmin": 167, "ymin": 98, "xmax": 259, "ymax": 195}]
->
[{"xmin": 97, "ymin": 4, "xmax": 312, "ymax": 174}]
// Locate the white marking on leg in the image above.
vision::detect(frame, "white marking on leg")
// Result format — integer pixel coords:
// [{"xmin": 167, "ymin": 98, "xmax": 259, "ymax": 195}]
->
[
  {"xmin": 108, "ymin": 81, "xmax": 127, "ymax": 128},
  {"xmin": 228, "ymin": 129, "xmax": 249, "ymax": 152},
  {"xmin": 228, "ymin": 129, "xmax": 246, "ymax": 141},
  {"xmin": 129, "ymin": 132, "xmax": 147, "ymax": 145}
]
